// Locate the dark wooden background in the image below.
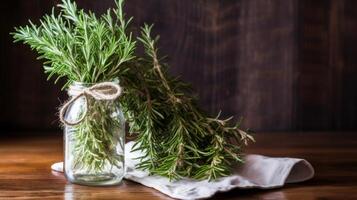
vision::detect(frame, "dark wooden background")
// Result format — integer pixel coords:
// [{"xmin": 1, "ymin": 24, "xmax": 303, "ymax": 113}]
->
[{"xmin": 1, "ymin": 0, "xmax": 357, "ymax": 134}]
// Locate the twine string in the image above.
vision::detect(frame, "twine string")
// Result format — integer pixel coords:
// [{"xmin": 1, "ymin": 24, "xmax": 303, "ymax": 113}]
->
[{"xmin": 59, "ymin": 82, "xmax": 122, "ymax": 126}]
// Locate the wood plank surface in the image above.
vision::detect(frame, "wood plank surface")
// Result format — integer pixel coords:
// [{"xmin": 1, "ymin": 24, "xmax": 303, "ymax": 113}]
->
[{"xmin": 0, "ymin": 132, "xmax": 356, "ymax": 199}]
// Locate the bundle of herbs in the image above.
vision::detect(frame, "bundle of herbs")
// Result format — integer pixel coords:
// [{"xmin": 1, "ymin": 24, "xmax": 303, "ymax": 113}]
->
[{"xmin": 12, "ymin": 0, "xmax": 254, "ymax": 181}]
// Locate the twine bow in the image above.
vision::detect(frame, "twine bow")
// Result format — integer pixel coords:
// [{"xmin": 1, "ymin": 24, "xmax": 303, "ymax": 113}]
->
[{"xmin": 59, "ymin": 82, "xmax": 122, "ymax": 126}]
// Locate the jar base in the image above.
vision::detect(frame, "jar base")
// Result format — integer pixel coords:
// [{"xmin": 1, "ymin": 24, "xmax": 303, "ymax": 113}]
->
[{"xmin": 67, "ymin": 173, "xmax": 124, "ymax": 186}]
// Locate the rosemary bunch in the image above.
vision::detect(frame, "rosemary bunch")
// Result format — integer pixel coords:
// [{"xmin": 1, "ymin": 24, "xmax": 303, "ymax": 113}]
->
[
  {"xmin": 13, "ymin": 0, "xmax": 134, "ymax": 173},
  {"xmin": 13, "ymin": 0, "xmax": 254, "ymax": 180},
  {"xmin": 120, "ymin": 25, "xmax": 254, "ymax": 180}
]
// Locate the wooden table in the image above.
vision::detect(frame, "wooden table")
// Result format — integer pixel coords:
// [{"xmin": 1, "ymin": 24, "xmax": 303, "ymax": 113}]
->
[{"xmin": 0, "ymin": 132, "xmax": 356, "ymax": 199}]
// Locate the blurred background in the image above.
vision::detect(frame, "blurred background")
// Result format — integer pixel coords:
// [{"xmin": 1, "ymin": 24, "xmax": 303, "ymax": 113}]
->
[{"xmin": 1, "ymin": 0, "xmax": 357, "ymax": 135}]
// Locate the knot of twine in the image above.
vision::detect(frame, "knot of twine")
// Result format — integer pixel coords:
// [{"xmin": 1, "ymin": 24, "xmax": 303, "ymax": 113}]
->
[{"xmin": 59, "ymin": 82, "xmax": 122, "ymax": 126}]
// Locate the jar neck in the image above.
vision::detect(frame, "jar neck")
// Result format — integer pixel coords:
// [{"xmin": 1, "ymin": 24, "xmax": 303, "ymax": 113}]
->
[{"xmin": 68, "ymin": 79, "xmax": 120, "ymax": 97}]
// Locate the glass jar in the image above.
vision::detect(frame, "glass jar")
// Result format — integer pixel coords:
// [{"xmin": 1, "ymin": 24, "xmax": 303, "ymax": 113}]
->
[{"xmin": 63, "ymin": 82, "xmax": 125, "ymax": 186}]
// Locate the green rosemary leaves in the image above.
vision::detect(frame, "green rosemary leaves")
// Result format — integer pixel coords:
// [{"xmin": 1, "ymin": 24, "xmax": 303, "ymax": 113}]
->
[{"xmin": 13, "ymin": 0, "xmax": 135, "ymax": 88}]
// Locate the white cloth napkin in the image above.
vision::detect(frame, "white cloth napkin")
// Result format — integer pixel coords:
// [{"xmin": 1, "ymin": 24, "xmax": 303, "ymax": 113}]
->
[{"xmin": 51, "ymin": 141, "xmax": 314, "ymax": 200}]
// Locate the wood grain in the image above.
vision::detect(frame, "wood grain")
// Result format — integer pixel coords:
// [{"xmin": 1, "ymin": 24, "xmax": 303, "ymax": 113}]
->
[
  {"xmin": 0, "ymin": 132, "xmax": 356, "ymax": 199},
  {"xmin": 298, "ymin": 0, "xmax": 357, "ymax": 130},
  {"xmin": 1, "ymin": 0, "xmax": 357, "ymax": 133}
]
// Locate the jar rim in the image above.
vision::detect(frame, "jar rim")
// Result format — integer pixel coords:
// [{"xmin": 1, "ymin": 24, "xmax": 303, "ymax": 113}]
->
[{"xmin": 71, "ymin": 78, "xmax": 120, "ymax": 87}]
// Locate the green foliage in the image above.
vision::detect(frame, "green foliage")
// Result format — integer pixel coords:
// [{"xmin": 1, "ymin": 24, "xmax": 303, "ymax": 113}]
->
[
  {"xmin": 13, "ymin": 0, "xmax": 135, "ymax": 88},
  {"xmin": 12, "ymin": 0, "xmax": 254, "ymax": 180},
  {"xmin": 72, "ymin": 98, "xmax": 124, "ymax": 173},
  {"xmin": 120, "ymin": 25, "xmax": 254, "ymax": 180}
]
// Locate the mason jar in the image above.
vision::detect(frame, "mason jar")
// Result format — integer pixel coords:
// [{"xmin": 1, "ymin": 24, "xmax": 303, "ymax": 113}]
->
[{"xmin": 63, "ymin": 82, "xmax": 125, "ymax": 186}]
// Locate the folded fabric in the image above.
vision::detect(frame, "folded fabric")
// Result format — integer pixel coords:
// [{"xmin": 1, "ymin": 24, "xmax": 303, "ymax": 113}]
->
[{"xmin": 51, "ymin": 141, "xmax": 314, "ymax": 200}]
